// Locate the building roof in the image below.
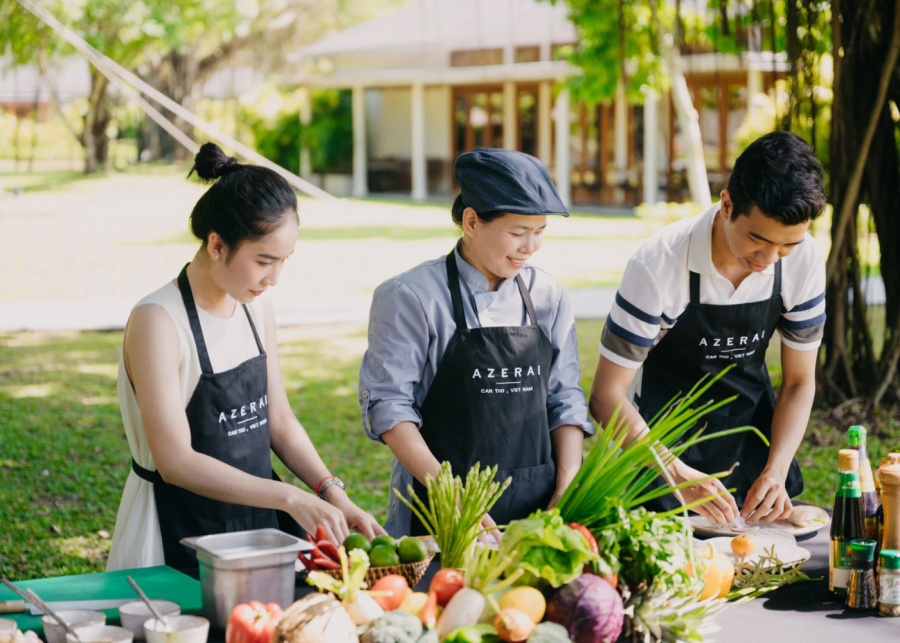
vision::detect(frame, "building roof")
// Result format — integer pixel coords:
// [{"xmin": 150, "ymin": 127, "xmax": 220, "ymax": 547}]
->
[{"xmin": 295, "ymin": 0, "xmax": 576, "ymax": 59}]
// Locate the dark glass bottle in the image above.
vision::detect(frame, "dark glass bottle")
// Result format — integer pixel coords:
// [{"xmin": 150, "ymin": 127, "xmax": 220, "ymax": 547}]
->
[
  {"xmin": 831, "ymin": 449, "xmax": 866, "ymax": 595},
  {"xmin": 848, "ymin": 426, "xmax": 879, "ymax": 540}
]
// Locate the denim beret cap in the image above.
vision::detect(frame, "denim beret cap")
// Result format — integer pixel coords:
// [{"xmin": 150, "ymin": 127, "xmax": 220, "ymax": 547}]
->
[{"xmin": 454, "ymin": 147, "xmax": 569, "ymax": 217}]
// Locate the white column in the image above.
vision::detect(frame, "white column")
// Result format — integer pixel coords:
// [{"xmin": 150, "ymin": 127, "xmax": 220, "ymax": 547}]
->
[
  {"xmin": 298, "ymin": 87, "xmax": 312, "ymax": 180},
  {"xmin": 538, "ymin": 81, "xmax": 552, "ymax": 166},
  {"xmin": 503, "ymin": 81, "xmax": 517, "ymax": 150},
  {"xmin": 643, "ymin": 89, "xmax": 658, "ymax": 206},
  {"xmin": 614, "ymin": 78, "xmax": 628, "ymax": 204},
  {"xmin": 411, "ymin": 82, "xmax": 427, "ymax": 201},
  {"xmin": 352, "ymin": 85, "xmax": 367, "ymax": 198},
  {"xmin": 555, "ymin": 87, "xmax": 571, "ymax": 208}
]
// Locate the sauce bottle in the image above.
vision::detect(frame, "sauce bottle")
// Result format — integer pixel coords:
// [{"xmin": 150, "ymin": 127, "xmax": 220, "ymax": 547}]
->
[
  {"xmin": 831, "ymin": 449, "xmax": 866, "ymax": 595},
  {"xmin": 848, "ymin": 426, "xmax": 879, "ymax": 540}
]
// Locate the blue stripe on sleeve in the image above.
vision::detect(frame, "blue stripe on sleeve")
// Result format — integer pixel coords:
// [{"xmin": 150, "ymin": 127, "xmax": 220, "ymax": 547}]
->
[
  {"xmin": 779, "ymin": 312, "xmax": 827, "ymax": 330},
  {"xmin": 606, "ymin": 316, "xmax": 657, "ymax": 347},
  {"xmin": 615, "ymin": 291, "xmax": 661, "ymax": 325},
  {"xmin": 785, "ymin": 291, "xmax": 826, "ymax": 313},
  {"xmin": 661, "ymin": 312, "xmax": 678, "ymax": 325}
]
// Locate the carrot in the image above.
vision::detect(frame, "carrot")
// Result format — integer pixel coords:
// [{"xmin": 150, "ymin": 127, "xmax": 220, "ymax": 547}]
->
[{"xmin": 422, "ymin": 591, "xmax": 439, "ymax": 629}]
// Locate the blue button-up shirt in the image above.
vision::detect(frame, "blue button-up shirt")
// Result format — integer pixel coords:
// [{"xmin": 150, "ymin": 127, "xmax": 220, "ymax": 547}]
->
[{"xmin": 358, "ymin": 245, "xmax": 593, "ymax": 536}]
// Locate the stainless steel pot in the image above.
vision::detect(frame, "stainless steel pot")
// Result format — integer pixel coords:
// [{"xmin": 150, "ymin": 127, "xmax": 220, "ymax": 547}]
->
[{"xmin": 180, "ymin": 529, "xmax": 303, "ymax": 630}]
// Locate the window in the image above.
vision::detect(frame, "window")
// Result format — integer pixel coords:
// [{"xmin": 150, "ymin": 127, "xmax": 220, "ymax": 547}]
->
[
  {"xmin": 450, "ymin": 49, "xmax": 504, "ymax": 67},
  {"xmin": 515, "ymin": 46, "xmax": 541, "ymax": 64}
]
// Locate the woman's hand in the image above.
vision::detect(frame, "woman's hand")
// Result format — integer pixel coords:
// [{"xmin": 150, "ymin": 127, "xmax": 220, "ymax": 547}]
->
[
  {"xmin": 479, "ymin": 514, "xmax": 501, "ymax": 543},
  {"xmin": 324, "ymin": 486, "xmax": 387, "ymax": 540},
  {"xmin": 285, "ymin": 487, "xmax": 350, "ymax": 544},
  {"xmin": 670, "ymin": 460, "xmax": 739, "ymax": 525}
]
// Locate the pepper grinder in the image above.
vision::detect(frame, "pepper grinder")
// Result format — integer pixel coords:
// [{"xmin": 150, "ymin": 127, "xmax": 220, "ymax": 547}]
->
[{"xmin": 847, "ymin": 539, "xmax": 878, "ymax": 610}]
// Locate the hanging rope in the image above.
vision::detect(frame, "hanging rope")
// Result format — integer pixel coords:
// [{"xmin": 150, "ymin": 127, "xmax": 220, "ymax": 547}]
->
[{"xmin": 17, "ymin": 0, "xmax": 335, "ymax": 199}]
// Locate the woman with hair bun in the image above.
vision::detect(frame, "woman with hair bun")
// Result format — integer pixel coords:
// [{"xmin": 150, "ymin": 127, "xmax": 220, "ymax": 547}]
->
[{"xmin": 108, "ymin": 143, "xmax": 384, "ymax": 572}]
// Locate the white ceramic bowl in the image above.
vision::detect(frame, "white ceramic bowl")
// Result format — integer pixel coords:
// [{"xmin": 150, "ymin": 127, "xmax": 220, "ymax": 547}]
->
[
  {"xmin": 143, "ymin": 616, "xmax": 209, "ymax": 643},
  {"xmin": 42, "ymin": 610, "xmax": 106, "ymax": 643},
  {"xmin": 118, "ymin": 601, "xmax": 181, "ymax": 640},
  {"xmin": 65, "ymin": 625, "xmax": 134, "ymax": 643}
]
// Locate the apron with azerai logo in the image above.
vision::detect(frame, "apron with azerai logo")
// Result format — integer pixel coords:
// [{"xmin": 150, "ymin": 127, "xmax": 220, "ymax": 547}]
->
[
  {"xmin": 637, "ymin": 260, "xmax": 803, "ymax": 512},
  {"xmin": 132, "ymin": 265, "xmax": 299, "ymax": 571},
  {"xmin": 409, "ymin": 250, "xmax": 556, "ymax": 535}
]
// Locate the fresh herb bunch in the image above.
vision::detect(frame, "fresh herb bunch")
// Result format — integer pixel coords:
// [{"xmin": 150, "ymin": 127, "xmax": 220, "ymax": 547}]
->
[
  {"xmin": 596, "ymin": 504, "xmax": 699, "ymax": 595},
  {"xmin": 557, "ymin": 367, "xmax": 769, "ymax": 532},
  {"xmin": 395, "ymin": 461, "xmax": 510, "ymax": 570},
  {"xmin": 726, "ymin": 545, "xmax": 811, "ymax": 605}
]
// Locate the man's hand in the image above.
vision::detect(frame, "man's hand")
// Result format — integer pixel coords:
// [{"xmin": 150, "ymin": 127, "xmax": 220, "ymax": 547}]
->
[
  {"xmin": 741, "ymin": 469, "xmax": 792, "ymax": 523},
  {"xmin": 670, "ymin": 460, "xmax": 739, "ymax": 525}
]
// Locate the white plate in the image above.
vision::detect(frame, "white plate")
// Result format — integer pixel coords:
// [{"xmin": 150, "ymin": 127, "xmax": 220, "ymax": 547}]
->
[
  {"xmin": 688, "ymin": 504, "xmax": 829, "ymax": 538},
  {"xmin": 699, "ymin": 536, "xmax": 811, "ymax": 569}
]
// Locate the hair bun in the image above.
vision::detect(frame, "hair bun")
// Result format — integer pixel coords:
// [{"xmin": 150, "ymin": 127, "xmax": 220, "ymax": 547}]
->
[{"xmin": 190, "ymin": 142, "xmax": 241, "ymax": 182}]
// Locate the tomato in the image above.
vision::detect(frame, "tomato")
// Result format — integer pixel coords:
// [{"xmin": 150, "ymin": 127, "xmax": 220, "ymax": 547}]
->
[
  {"xmin": 225, "ymin": 601, "xmax": 283, "ymax": 643},
  {"xmin": 370, "ymin": 575, "xmax": 409, "ymax": 611},
  {"xmin": 567, "ymin": 522, "xmax": 599, "ymax": 555},
  {"xmin": 429, "ymin": 568, "xmax": 465, "ymax": 606}
]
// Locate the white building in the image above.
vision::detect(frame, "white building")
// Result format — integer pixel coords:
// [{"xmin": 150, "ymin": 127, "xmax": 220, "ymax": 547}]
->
[{"xmin": 282, "ymin": 0, "xmax": 788, "ymax": 207}]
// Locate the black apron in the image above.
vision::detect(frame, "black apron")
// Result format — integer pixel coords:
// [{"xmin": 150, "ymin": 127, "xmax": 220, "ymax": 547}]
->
[
  {"xmin": 410, "ymin": 250, "xmax": 556, "ymax": 536},
  {"xmin": 637, "ymin": 260, "xmax": 803, "ymax": 513},
  {"xmin": 132, "ymin": 265, "xmax": 301, "ymax": 571}
]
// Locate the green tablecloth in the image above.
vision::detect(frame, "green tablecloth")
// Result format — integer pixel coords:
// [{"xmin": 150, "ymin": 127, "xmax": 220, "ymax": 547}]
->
[{"xmin": 0, "ymin": 566, "xmax": 201, "ymax": 635}]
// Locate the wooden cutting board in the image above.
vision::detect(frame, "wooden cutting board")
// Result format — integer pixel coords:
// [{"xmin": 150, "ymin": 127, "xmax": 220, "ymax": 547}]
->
[{"xmin": 0, "ymin": 566, "xmax": 201, "ymax": 635}]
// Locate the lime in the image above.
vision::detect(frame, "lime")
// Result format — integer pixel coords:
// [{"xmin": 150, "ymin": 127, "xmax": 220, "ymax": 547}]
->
[
  {"xmin": 343, "ymin": 533, "xmax": 372, "ymax": 554},
  {"xmin": 371, "ymin": 535, "xmax": 397, "ymax": 550},
  {"xmin": 398, "ymin": 537, "xmax": 428, "ymax": 564},
  {"xmin": 369, "ymin": 544, "xmax": 401, "ymax": 567}
]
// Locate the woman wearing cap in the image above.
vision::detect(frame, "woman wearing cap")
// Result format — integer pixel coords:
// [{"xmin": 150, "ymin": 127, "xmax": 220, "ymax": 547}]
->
[
  {"xmin": 107, "ymin": 143, "xmax": 384, "ymax": 573},
  {"xmin": 359, "ymin": 148, "xmax": 593, "ymax": 538}
]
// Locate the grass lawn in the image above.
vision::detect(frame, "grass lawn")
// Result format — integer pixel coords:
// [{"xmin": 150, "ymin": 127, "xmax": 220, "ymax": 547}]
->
[{"xmin": 4, "ymin": 321, "xmax": 899, "ymax": 581}]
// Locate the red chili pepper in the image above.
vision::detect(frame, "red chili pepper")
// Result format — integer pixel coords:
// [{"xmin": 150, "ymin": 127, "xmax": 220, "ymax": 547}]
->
[
  {"xmin": 315, "ymin": 524, "xmax": 329, "ymax": 543},
  {"xmin": 304, "ymin": 534, "xmax": 326, "ymax": 560},
  {"xmin": 316, "ymin": 540, "xmax": 340, "ymax": 561},
  {"xmin": 311, "ymin": 556, "xmax": 340, "ymax": 570},
  {"xmin": 225, "ymin": 601, "xmax": 283, "ymax": 643},
  {"xmin": 421, "ymin": 591, "xmax": 439, "ymax": 629},
  {"xmin": 297, "ymin": 550, "xmax": 318, "ymax": 571}
]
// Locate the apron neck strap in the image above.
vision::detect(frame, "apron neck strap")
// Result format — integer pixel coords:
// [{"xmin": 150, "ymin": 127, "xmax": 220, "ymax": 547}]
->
[
  {"xmin": 176, "ymin": 264, "xmax": 266, "ymax": 376},
  {"xmin": 689, "ymin": 270, "xmax": 701, "ymax": 304},
  {"xmin": 177, "ymin": 264, "xmax": 215, "ymax": 375},
  {"xmin": 445, "ymin": 249, "xmax": 538, "ymax": 328},
  {"xmin": 773, "ymin": 259, "xmax": 782, "ymax": 298}
]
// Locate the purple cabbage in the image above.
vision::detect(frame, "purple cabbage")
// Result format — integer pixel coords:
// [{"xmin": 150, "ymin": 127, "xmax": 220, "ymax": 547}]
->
[{"xmin": 546, "ymin": 575, "xmax": 624, "ymax": 643}]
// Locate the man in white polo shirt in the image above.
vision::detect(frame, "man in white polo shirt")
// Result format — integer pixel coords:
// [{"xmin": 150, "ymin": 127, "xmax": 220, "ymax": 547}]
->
[{"xmin": 590, "ymin": 131, "xmax": 826, "ymax": 525}]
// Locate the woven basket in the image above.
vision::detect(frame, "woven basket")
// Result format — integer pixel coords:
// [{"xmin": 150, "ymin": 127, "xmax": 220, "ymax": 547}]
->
[{"xmin": 307, "ymin": 556, "xmax": 434, "ymax": 589}]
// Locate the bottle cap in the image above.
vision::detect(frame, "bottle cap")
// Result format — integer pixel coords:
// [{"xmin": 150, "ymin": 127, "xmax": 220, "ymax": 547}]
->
[
  {"xmin": 849, "ymin": 539, "xmax": 877, "ymax": 565},
  {"xmin": 881, "ymin": 550, "xmax": 900, "ymax": 570},
  {"xmin": 839, "ymin": 449, "xmax": 859, "ymax": 471},
  {"xmin": 848, "ymin": 425, "xmax": 867, "ymax": 447}
]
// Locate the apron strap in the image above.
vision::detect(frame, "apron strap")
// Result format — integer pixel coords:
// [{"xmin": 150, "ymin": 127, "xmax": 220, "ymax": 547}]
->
[
  {"xmin": 177, "ymin": 264, "xmax": 214, "ymax": 375},
  {"xmin": 445, "ymin": 250, "xmax": 539, "ymax": 329},
  {"xmin": 445, "ymin": 250, "xmax": 469, "ymax": 331},
  {"xmin": 514, "ymin": 274, "xmax": 538, "ymax": 326},
  {"xmin": 689, "ymin": 270, "xmax": 701, "ymax": 304},
  {"xmin": 241, "ymin": 304, "xmax": 265, "ymax": 355},
  {"xmin": 773, "ymin": 259, "xmax": 782, "ymax": 298},
  {"xmin": 132, "ymin": 458, "xmax": 163, "ymax": 484}
]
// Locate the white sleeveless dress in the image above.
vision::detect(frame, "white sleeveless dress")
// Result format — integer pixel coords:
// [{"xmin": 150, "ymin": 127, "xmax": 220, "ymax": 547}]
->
[{"xmin": 106, "ymin": 280, "xmax": 267, "ymax": 571}]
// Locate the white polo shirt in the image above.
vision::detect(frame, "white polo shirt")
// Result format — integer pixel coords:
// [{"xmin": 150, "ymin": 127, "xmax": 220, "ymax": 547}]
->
[{"xmin": 600, "ymin": 203, "xmax": 826, "ymax": 370}]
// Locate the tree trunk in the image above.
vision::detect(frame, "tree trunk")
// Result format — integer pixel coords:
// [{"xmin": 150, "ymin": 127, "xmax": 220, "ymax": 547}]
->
[
  {"xmin": 165, "ymin": 50, "xmax": 200, "ymax": 162},
  {"xmin": 81, "ymin": 70, "xmax": 110, "ymax": 174},
  {"xmin": 824, "ymin": 0, "xmax": 900, "ymax": 407}
]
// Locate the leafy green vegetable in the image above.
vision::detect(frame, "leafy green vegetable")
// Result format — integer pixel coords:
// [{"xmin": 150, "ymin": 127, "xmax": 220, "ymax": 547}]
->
[
  {"xmin": 498, "ymin": 509, "xmax": 598, "ymax": 588},
  {"xmin": 395, "ymin": 461, "xmax": 511, "ymax": 570},
  {"xmin": 595, "ymin": 503, "xmax": 698, "ymax": 594},
  {"xmin": 442, "ymin": 623, "xmax": 501, "ymax": 643},
  {"xmin": 557, "ymin": 367, "xmax": 768, "ymax": 533},
  {"xmin": 726, "ymin": 545, "xmax": 812, "ymax": 605}
]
